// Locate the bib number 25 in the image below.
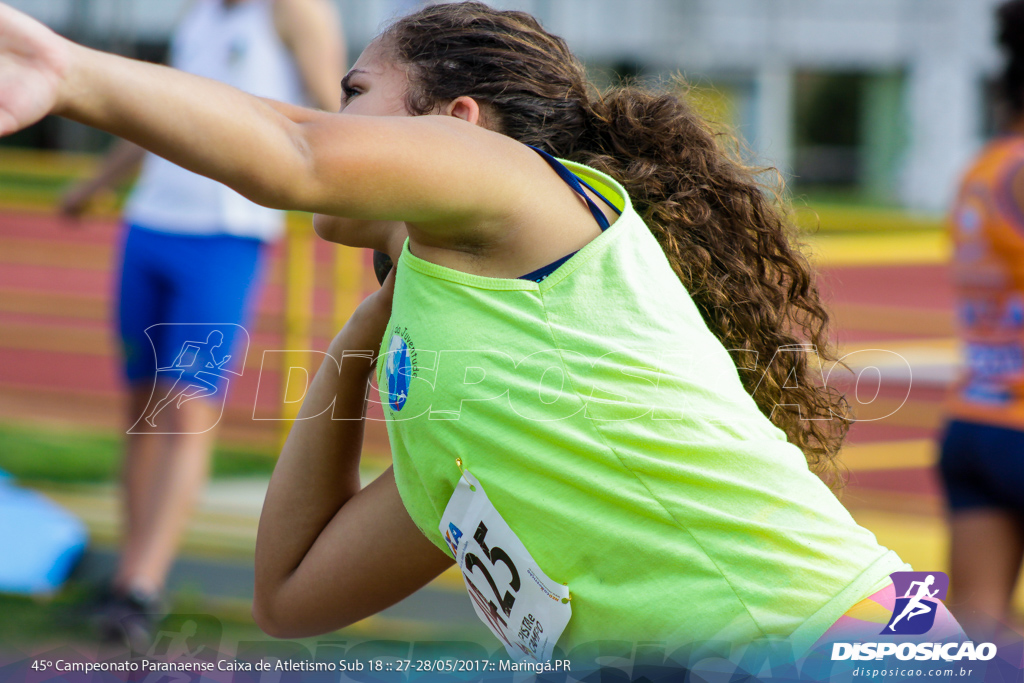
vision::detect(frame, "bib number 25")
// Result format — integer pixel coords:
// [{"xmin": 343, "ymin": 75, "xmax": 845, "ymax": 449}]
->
[
  {"xmin": 439, "ymin": 469, "xmax": 571, "ymax": 662},
  {"xmin": 466, "ymin": 521, "xmax": 521, "ymax": 623}
]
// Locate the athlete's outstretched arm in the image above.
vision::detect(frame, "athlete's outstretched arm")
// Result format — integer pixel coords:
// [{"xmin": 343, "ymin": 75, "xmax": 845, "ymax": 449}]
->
[
  {"xmin": 253, "ymin": 273, "xmax": 453, "ymax": 638},
  {"xmin": 0, "ymin": 4, "xmax": 531, "ymax": 238}
]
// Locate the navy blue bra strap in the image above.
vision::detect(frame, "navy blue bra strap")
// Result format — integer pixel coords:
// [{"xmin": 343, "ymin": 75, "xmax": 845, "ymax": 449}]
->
[
  {"xmin": 577, "ymin": 176, "xmax": 621, "ymax": 215},
  {"xmin": 519, "ymin": 250, "xmax": 578, "ymax": 283},
  {"xmin": 527, "ymin": 145, "xmax": 611, "ymax": 231}
]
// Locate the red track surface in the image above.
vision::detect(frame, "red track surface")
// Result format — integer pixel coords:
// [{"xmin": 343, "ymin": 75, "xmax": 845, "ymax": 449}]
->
[
  {"xmin": 0, "ymin": 210, "xmax": 387, "ymax": 449},
  {"xmin": 0, "ymin": 209, "xmax": 954, "ymax": 501},
  {"xmin": 819, "ymin": 264, "xmax": 954, "ymax": 311}
]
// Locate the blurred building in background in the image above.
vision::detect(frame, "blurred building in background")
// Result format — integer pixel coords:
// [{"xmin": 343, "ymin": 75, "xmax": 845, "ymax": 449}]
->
[{"xmin": 4, "ymin": 0, "xmax": 1006, "ymax": 211}]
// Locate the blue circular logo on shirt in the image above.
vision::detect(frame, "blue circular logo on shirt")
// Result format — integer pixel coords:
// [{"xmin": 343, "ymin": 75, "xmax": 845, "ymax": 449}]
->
[{"xmin": 386, "ymin": 333, "xmax": 412, "ymax": 411}]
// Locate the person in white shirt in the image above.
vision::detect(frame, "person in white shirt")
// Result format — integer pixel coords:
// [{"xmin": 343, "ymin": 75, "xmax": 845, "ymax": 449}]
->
[{"xmin": 58, "ymin": 0, "xmax": 345, "ymax": 647}]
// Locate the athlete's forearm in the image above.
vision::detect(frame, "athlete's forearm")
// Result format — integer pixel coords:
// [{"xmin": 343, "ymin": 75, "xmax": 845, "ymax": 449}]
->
[
  {"xmin": 54, "ymin": 43, "xmax": 321, "ymax": 210},
  {"xmin": 253, "ymin": 274, "xmax": 402, "ymax": 636},
  {"xmin": 255, "ymin": 332, "xmax": 374, "ymax": 593}
]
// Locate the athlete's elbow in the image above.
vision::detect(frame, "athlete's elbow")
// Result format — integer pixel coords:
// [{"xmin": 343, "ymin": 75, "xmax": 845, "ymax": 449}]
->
[
  {"xmin": 252, "ymin": 591, "xmax": 355, "ymax": 639},
  {"xmin": 252, "ymin": 596, "xmax": 305, "ymax": 639},
  {"xmin": 252, "ymin": 585, "xmax": 296, "ymax": 638},
  {"xmin": 251, "ymin": 593, "xmax": 281, "ymax": 637},
  {"xmin": 254, "ymin": 614, "xmax": 302, "ymax": 640}
]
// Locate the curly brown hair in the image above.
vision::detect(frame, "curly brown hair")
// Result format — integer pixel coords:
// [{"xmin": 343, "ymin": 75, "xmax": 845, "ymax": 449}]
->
[{"xmin": 384, "ymin": 2, "xmax": 851, "ymax": 483}]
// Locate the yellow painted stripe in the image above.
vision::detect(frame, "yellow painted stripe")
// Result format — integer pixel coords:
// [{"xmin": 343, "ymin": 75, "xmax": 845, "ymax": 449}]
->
[
  {"xmin": 803, "ymin": 231, "xmax": 950, "ymax": 267},
  {"xmin": 433, "ymin": 566, "xmax": 467, "ymax": 591},
  {"xmin": 841, "ymin": 439, "xmax": 935, "ymax": 471},
  {"xmin": 836, "ymin": 338, "xmax": 959, "ymax": 365},
  {"xmin": 793, "ymin": 204, "xmax": 944, "ymax": 234},
  {"xmin": 0, "ymin": 148, "xmax": 99, "ymax": 176}
]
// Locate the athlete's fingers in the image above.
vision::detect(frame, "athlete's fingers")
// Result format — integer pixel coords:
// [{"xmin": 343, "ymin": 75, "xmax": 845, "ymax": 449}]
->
[
  {"xmin": 0, "ymin": 4, "xmax": 69, "ymax": 135},
  {"xmin": 340, "ymin": 266, "xmax": 396, "ymax": 350},
  {"xmin": 378, "ymin": 265, "xmax": 396, "ymax": 302}
]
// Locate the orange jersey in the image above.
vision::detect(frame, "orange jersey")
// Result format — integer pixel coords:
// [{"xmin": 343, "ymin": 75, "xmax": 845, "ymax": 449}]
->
[{"xmin": 947, "ymin": 137, "xmax": 1024, "ymax": 429}]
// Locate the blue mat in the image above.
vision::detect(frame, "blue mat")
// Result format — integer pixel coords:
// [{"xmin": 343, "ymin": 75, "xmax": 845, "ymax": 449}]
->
[{"xmin": 0, "ymin": 472, "xmax": 88, "ymax": 594}]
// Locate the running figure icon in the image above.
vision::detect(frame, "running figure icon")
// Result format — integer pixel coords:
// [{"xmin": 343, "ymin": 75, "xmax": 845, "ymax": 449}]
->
[
  {"xmin": 888, "ymin": 574, "xmax": 939, "ymax": 631},
  {"xmin": 144, "ymin": 330, "xmax": 232, "ymax": 427},
  {"xmin": 141, "ymin": 619, "xmax": 207, "ymax": 683}
]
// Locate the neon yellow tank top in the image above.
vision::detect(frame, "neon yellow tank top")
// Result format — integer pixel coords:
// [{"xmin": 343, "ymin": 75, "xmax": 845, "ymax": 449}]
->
[{"xmin": 377, "ymin": 158, "xmax": 905, "ymax": 655}]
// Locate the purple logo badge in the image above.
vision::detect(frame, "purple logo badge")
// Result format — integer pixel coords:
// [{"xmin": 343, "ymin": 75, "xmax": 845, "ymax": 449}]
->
[{"xmin": 882, "ymin": 571, "xmax": 949, "ymax": 635}]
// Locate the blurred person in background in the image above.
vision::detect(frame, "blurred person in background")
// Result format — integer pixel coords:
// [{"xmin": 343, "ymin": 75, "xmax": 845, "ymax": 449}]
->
[
  {"xmin": 941, "ymin": 0, "xmax": 1024, "ymax": 637},
  {"xmin": 57, "ymin": 0, "xmax": 345, "ymax": 646}
]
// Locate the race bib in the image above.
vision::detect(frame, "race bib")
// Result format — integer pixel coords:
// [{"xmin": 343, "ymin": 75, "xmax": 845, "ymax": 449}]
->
[{"xmin": 439, "ymin": 469, "xmax": 571, "ymax": 663}]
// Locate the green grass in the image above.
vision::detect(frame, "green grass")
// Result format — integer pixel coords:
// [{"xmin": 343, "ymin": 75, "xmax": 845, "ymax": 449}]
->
[
  {"xmin": 0, "ymin": 587, "xmax": 272, "ymax": 651},
  {"xmin": 0, "ymin": 586, "xmax": 489, "ymax": 654},
  {"xmin": 0, "ymin": 422, "xmax": 276, "ymax": 484},
  {"xmin": 0, "ymin": 173, "xmax": 72, "ymax": 194},
  {"xmin": 0, "ymin": 173, "xmax": 131, "ymax": 210},
  {"xmin": 0, "ymin": 586, "xmax": 97, "ymax": 647}
]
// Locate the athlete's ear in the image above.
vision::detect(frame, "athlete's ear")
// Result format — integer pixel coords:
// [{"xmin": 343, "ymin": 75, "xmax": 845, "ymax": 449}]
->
[{"xmin": 444, "ymin": 96, "xmax": 482, "ymax": 126}]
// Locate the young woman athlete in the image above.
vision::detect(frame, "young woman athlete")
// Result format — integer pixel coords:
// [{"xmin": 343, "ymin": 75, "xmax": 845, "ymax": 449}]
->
[{"xmin": 0, "ymin": 1, "xmax": 961, "ymax": 659}]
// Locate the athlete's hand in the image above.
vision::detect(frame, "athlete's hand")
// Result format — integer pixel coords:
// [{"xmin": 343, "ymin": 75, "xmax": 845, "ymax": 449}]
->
[
  {"xmin": 335, "ymin": 266, "xmax": 395, "ymax": 354},
  {"xmin": 0, "ymin": 4, "xmax": 71, "ymax": 136}
]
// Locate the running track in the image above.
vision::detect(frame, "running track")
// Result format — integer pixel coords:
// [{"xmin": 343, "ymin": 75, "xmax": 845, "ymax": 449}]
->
[{"xmin": 0, "ymin": 209, "xmax": 989, "ymax": 606}]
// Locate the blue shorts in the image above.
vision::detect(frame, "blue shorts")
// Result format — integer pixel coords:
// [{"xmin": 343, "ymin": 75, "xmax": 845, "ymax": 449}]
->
[
  {"xmin": 938, "ymin": 419, "xmax": 1024, "ymax": 513},
  {"xmin": 117, "ymin": 224, "xmax": 267, "ymax": 393}
]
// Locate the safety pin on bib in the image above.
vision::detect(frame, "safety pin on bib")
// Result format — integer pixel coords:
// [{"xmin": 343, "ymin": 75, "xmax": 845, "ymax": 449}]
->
[
  {"xmin": 455, "ymin": 457, "xmax": 570, "ymax": 603},
  {"xmin": 455, "ymin": 457, "xmax": 476, "ymax": 491}
]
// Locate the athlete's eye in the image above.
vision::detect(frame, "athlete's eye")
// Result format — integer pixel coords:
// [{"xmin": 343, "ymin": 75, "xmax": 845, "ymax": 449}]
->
[{"xmin": 341, "ymin": 84, "xmax": 362, "ymax": 101}]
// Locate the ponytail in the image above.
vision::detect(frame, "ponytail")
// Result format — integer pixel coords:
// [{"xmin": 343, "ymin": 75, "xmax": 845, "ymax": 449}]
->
[{"xmin": 570, "ymin": 86, "xmax": 849, "ymax": 483}]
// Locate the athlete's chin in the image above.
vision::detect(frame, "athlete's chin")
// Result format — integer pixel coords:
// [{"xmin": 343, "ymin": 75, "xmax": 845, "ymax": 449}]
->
[{"xmin": 312, "ymin": 213, "xmax": 370, "ymax": 247}]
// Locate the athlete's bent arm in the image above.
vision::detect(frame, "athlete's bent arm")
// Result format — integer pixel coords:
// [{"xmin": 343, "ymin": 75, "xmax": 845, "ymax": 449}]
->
[{"xmin": 253, "ymin": 274, "xmax": 453, "ymax": 638}]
